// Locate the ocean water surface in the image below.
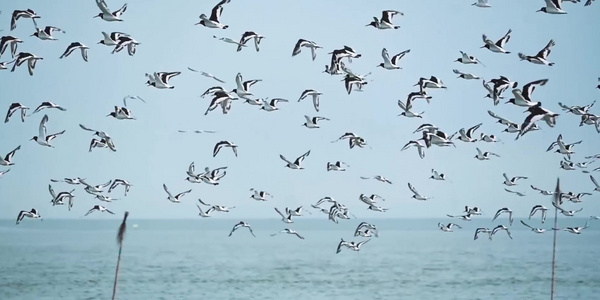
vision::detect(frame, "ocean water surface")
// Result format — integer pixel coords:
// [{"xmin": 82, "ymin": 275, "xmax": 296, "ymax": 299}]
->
[{"xmin": 1, "ymin": 218, "xmax": 598, "ymax": 300}]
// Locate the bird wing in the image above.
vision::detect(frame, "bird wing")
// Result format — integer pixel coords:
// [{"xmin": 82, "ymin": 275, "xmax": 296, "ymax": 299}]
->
[
  {"xmin": 591, "ymin": 175, "xmax": 600, "ymax": 188},
  {"xmin": 381, "ymin": 48, "xmax": 391, "ymax": 64},
  {"xmin": 537, "ymin": 39, "xmax": 555, "ymax": 59},
  {"xmin": 96, "ymin": 0, "xmax": 112, "ymax": 15},
  {"xmin": 397, "ymin": 99, "xmax": 407, "ymax": 111},
  {"xmin": 292, "ymin": 39, "xmax": 304, "ymax": 56},
  {"xmin": 453, "ymin": 69, "xmax": 464, "ymax": 76},
  {"xmin": 162, "ymin": 184, "xmax": 173, "ymax": 198},
  {"xmin": 522, "ymin": 79, "xmax": 548, "ymax": 100},
  {"xmin": 295, "ymin": 150, "xmax": 310, "ymax": 165},
  {"xmin": 391, "ymin": 49, "xmax": 410, "ymax": 65},
  {"xmin": 274, "ymin": 207, "xmax": 285, "ymax": 218},
  {"xmin": 279, "ymin": 154, "xmax": 293, "ymax": 165},
  {"xmin": 210, "ymin": 0, "xmax": 230, "ymax": 22},
  {"xmin": 408, "ymin": 182, "xmax": 419, "ymax": 195},
  {"xmin": 38, "ymin": 114, "xmax": 48, "ymax": 140}
]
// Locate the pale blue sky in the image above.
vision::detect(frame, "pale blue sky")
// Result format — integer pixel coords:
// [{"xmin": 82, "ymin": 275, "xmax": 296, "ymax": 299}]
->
[{"xmin": 1, "ymin": 0, "xmax": 599, "ymax": 220}]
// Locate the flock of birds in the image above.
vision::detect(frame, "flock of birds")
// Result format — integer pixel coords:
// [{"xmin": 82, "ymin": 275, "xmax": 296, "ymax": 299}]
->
[{"xmin": 2, "ymin": 0, "xmax": 600, "ymax": 254}]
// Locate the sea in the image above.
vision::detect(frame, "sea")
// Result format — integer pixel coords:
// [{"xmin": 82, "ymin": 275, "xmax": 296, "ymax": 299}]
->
[{"xmin": 0, "ymin": 218, "xmax": 598, "ymax": 300}]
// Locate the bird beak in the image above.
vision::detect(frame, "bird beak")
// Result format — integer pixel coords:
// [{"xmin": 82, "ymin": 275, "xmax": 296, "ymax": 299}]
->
[
  {"xmin": 29, "ymin": 137, "xmax": 34, "ymax": 141},
  {"xmin": 93, "ymin": 15, "xmax": 99, "ymax": 18},
  {"xmin": 480, "ymin": 45, "xmax": 486, "ymax": 48},
  {"xmin": 364, "ymin": 24, "xmax": 370, "ymax": 27},
  {"xmin": 505, "ymin": 100, "xmax": 510, "ymax": 104},
  {"xmin": 535, "ymin": 9, "xmax": 542, "ymax": 12}
]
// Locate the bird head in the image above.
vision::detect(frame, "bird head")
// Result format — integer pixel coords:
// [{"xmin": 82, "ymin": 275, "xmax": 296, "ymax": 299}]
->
[
  {"xmin": 93, "ymin": 13, "xmax": 102, "ymax": 18},
  {"xmin": 29, "ymin": 136, "xmax": 37, "ymax": 141},
  {"xmin": 536, "ymin": 8, "xmax": 546, "ymax": 13}
]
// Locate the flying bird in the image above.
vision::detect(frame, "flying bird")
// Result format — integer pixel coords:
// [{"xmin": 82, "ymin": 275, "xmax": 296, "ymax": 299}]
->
[
  {"xmin": 5, "ymin": 102, "xmax": 29, "ymax": 123},
  {"xmin": 59, "ymin": 42, "xmax": 89, "ymax": 62},
  {"xmin": 163, "ymin": 184, "xmax": 192, "ymax": 203},
  {"xmin": 31, "ymin": 102, "xmax": 66, "ymax": 114},
  {"xmin": 84, "ymin": 205, "xmax": 115, "ymax": 216},
  {"xmin": 280, "ymin": 150, "xmax": 310, "ymax": 169},
  {"xmin": 481, "ymin": 29, "xmax": 512, "ymax": 53},
  {"xmin": 518, "ymin": 39, "xmax": 556, "ymax": 66},
  {"xmin": 228, "ymin": 221, "xmax": 256, "ymax": 237},
  {"xmin": 408, "ymin": 182, "xmax": 432, "ymax": 201},
  {"xmin": 377, "ymin": 48, "xmax": 410, "ymax": 70},
  {"xmin": 366, "ymin": 10, "xmax": 403, "ymax": 29},
  {"xmin": 271, "ymin": 228, "xmax": 304, "ymax": 240},
  {"xmin": 537, "ymin": 0, "xmax": 568, "ymax": 14},
  {"xmin": 292, "ymin": 39, "xmax": 322, "ymax": 61},
  {"xmin": 16, "ymin": 208, "xmax": 41, "ymax": 224},
  {"xmin": 236, "ymin": 31, "xmax": 265, "ymax": 52},
  {"xmin": 11, "ymin": 52, "xmax": 43, "ymax": 76},
  {"xmin": 94, "ymin": 0, "xmax": 127, "ymax": 21},
  {"xmin": 196, "ymin": 0, "xmax": 231, "ymax": 29},
  {"xmin": 492, "ymin": 207, "xmax": 513, "ymax": 225},
  {"xmin": 10, "ymin": 9, "xmax": 40, "ymax": 31}
]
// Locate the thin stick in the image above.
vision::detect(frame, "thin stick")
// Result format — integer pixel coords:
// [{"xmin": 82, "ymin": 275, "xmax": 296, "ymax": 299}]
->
[
  {"xmin": 550, "ymin": 179, "xmax": 560, "ymax": 300},
  {"xmin": 112, "ymin": 211, "xmax": 129, "ymax": 300}
]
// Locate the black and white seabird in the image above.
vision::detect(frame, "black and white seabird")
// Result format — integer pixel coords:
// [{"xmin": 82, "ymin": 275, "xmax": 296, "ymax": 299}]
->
[
  {"xmin": 228, "ymin": 221, "xmax": 256, "ymax": 237},
  {"xmin": 0, "ymin": 145, "xmax": 21, "ymax": 166},
  {"xmin": 145, "ymin": 71, "xmax": 181, "ymax": 89},
  {"xmin": 84, "ymin": 205, "xmax": 114, "ymax": 216},
  {"xmin": 98, "ymin": 32, "xmax": 129, "ymax": 46},
  {"xmin": 94, "ymin": 0, "xmax": 127, "ymax": 21},
  {"xmin": 236, "ymin": 31, "xmax": 265, "ymax": 52},
  {"xmin": 31, "ymin": 102, "xmax": 66, "ymax": 114},
  {"xmin": 196, "ymin": 0, "xmax": 231, "ymax": 29},
  {"xmin": 31, "ymin": 21, "xmax": 65, "ymax": 41},
  {"xmin": 30, "ymin": 114, "xmax": 65, "ymax": 148},
  {"xmin": 377, "ymin": 48, "xmax": 410, "ymax": 70},
  {"xmin": 5, "ymin": 102, "xmax": 29, "ymax": 123},
  {"xmin": 537, "ymin": 0, "xmax": 568, "ymax": 14},
  {"xmin": 0, "ymin": 36, "xmax": 23, "ymax": 58},
  {"xmin": 529, "ymin": 205, "xmax": 548, "ymax": 223},
  {"xmin": 213, "ymin": 141, "xmax": 238, "ymax": 157},
  {"xmin": 366, "ymin": 10, "xmax": 403, "ymax": 29},
  {"xmin": 292, "ymin": 39, "xmax": 322, "ymax": 61},
  {"xmin": 16, "ymin": 208, "xmax": 41, "ymax": 224},
  {"xmin": 10, "ymin": 9, "xmax": 40, "ymax": 31},
  {"xmin": 163, "ymin": 184, "xmax": 192, "ymax": 203},
  {"xmin": 516, "ymin": 102, "xmax": 559, "ymax": 140},
  {"xmin": 280, "ymin": 150, "xmax": 310, "ymax": 169},
  {"xmin": 11, "ymin": 52, "xmax": 43, "ymax": 76},
  {"xmin": 59, "ymin": 42, "xmax": 89, "ymax": 62},
  {"xmin": 298, "ymin": 89, "xmax": 322, "ymax": 112},
  {"xmin": 481, "ymin": 29, "xmax": 511, "ymax": 53},
  {"xmin": 492, "ymin": 207, "xmax": 513, "ymax": 225},
  {"xmin": 518, "ymin": 39, "xmax": 556, "ymax": 66}
]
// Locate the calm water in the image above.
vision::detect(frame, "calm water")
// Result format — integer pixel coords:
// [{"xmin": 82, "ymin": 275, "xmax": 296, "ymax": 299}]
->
[{"xmin": 1, "ymin": 218, "xmax": 598, "ymax": 300}]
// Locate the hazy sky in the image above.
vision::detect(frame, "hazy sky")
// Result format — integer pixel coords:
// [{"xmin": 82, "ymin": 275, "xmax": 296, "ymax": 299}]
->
[{"xmin": 0, "ymin": 0, "xmax": 599, "ymax": 221}]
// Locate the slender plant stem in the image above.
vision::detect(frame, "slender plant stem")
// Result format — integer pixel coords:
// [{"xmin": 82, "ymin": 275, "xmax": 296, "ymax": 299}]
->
[
  {"xmin": 550, "ymin": 179, "xmax": 560, "ymax": 300},
  {"xmin": 112, "ymin": 246, "xmax": 122, "ymax": 300},
  {"xmin": 112, "ymin": 211, "xmax": 128, "ymax": 300},
  {"xmin": 550, "ymin": 206, "xmax": 558, "ymax": 300}
]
